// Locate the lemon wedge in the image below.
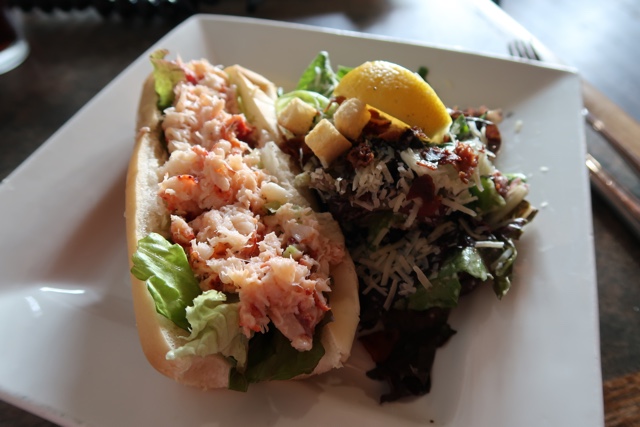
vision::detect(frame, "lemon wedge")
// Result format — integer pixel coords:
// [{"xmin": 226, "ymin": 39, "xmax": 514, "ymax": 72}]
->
[{"xmin": 334, "ymin": 60, "xmax": 452, "ymax": 142}]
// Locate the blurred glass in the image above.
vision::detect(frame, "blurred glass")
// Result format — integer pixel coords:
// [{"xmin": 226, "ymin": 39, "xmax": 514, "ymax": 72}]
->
[{"xmin": 0, "ymin": 0, "xmax": 28, "ymax": 75}]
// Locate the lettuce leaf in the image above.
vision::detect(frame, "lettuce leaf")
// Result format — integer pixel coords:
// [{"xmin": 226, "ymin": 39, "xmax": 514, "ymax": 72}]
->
[
  {"xmin": 295, "ymin": 51, "xmax": 340, "ymax": 97},
  {"xmin": 167, "ymin": 290, "xmax": 248, "ymax": 369},
  {"xmin": 489, "ymin": 240, "xmax": 518, "ymax": 299},
  {"xmin": 450, "ymin": 114, "xmax": 471, "ymax": 140},
  {"xmin": 150, "ymin": 49, "xmax": 186, "ymax": 110},
  {"xmin": 417, "ymin": 65, "xmax": 429, "ymax": 82},
  {"xmin": 130, "ymin": 233, "xmax": 201, "ymax": 331},
  {"xmin": 276, "ymin": 90, "xmax": 331, "ymax": 115},
  {"xmin": 228, "ymin": 326, "xmax": 325, "ymax": 392},
  {"xmin": 407, "ymin": 268, "xmax": 461, "ymax": 310},
  {"xmin": 469, "ymin": 176, "xmax": 506, "ymax": 213},
  {"xmin": 276, "ymin": 89, "xmax": 339, "ymax": 124},
  {"xmin": 336, "ymin": 65, "xmax": 353, "ymax": 79},
  {"xmin": 408, "ymin": 247, "xmax": 490, "ymax": 310},
  {"xmin": 453, "ymin": 246, "xmax": 492, "ymax": 281}
]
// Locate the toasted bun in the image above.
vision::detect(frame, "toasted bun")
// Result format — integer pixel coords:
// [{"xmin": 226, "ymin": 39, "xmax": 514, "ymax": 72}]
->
[{"xmin": 125, "ymin": 72, "xmax": 359, "ymax": 389}]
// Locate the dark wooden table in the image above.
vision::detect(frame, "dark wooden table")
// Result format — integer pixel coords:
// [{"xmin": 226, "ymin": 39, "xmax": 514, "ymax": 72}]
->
[{"xmin": 1, "ymin": 0, "xmax": 638, "ymax": 425}]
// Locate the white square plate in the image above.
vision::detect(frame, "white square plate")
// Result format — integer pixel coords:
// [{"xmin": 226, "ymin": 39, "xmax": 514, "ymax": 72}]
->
[{"xmin": 0, "ymin": 14, "xmax": 603, "ymax": 427}]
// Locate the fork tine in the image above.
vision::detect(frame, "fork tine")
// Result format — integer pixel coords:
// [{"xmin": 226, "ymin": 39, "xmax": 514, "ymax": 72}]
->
[
  {"xmin": 514, "ymin": 39, "xmax": 527, "ymax": 58},
  {"xmin": 507, "ymin": 38, "xmax": 640, "ymax": 240},
  {"xmin": 508, "ymin": 39, "xmax": 541, "ymax": 61},
  {"xmin": 523, "ymin": 41, "xmax": 541, "ymax": 61}
]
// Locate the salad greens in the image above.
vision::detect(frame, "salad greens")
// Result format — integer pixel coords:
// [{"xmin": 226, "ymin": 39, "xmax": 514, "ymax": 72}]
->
[
  {"xmin": 280, "ymin": 51, "xmax": 535, "ymax": 309},
  {"xmin": 150, "ymin": 50, "xmax": 186, "ymax": 110},
  {"xmin": 131, "ymin": 232, "xmax": 201, "ymax": 331},
  {"xmin": 407, "ymin": 247, "xmax": 490, "ymax": 310},
  {"xmin": 229, "ymin": 327, "xmax": 325, "ymax": 392},
  {"xmin": 469, "ymin": 176, "xmax": 506, "ymax": 214},
  {"xmin": 294, "ymin": 51, "xmax": 340, "ymax": 97},
  {"xmin": 417, "ymin": 65, "xmax": 429, "ymax": 82},
  {"xmin": 276, "ymin": 90, "xmax": 332, "ymax": 118},
  {"xmin": 167, "ymin": 290, "xmax": 248, "ymax": 370},
  {"xmin": 276, "ymin": 51, "xmax": 348, "ymax": 123},
  {"xmin": 451, "ymin": 113, "xmax": 471, "ymax": 140},
  {"xmin": 490, "ymin": 240, "xmax": 518, "ymax": 298},
  {"xmin": 277, "ymin": 51, "xmax": 537, "ymax": 402}
]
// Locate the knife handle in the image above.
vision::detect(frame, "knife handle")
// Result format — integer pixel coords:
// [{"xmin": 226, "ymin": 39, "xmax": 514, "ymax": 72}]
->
[
  {"xmin": 582, "ymin": 81, "xmax": 640, "ymax": 177},
  {"xmin": 587, "ymin": 153, "xmax": 640, "ymax": 239}
]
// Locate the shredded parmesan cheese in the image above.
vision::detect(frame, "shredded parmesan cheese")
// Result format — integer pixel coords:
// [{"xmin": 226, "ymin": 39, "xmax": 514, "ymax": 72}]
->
[
  {"xmin": 441, "ymin": 198, "xmax": 478, "ymax": 216},
  {"xmin": 383, "ymin": 278, "xmax": 400, "ymax": 311},
  {"xmin": 380, "ymin": 250, "xmax": 396, "ymax": 290},
  {"xmin": 413, "ymin": 265, "xmax": 433, "ymax": 290},
  {"xmin": 404, "ymin": 199, "xmax": 422, "ymax": 228},
  {"xmin": 475, "ymin": 241, "xmax": 505, "ymax": 249}
]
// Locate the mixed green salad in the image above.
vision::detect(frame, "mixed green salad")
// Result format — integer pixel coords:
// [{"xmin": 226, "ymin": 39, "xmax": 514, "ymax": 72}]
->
[{"xmin": 277, "ymin": 52, "xmax": 537, "ymax": 402}]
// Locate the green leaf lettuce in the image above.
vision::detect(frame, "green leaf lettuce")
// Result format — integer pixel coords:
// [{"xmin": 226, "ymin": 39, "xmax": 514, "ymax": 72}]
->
[
  {"xmin": 150, "ymin": 49, "xmax": 186, "ymax": 110},
  {"xmin": 131, "ymin": 232, "xmax": 201, "ymax": 330},
  {"xmin": 408, "ymin": 247, "xmax": 491, "ymax": 310},
  {"xmin": 228, "ymin": 326, "xmax": 325, "ymax": 392},
  {"xmin": 167, "ymin": 290, "xmax": 248, "ymax": 370},
  {"xmin": 469, "ymin": 176, "xmax": 507, "ymax": 213},
  {"xmin": 295, "ymin": 51, "xmax": 340, "ymax": 97}
]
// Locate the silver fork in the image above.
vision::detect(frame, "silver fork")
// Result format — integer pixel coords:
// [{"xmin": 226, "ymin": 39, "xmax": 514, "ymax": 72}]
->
[
  {"xmin": 508, "ymin": 39, "xmax": 640, "ymax": 239},
  {"xmin": 510, "ymin": 40, "xmax": 640, "ymax": 175}
]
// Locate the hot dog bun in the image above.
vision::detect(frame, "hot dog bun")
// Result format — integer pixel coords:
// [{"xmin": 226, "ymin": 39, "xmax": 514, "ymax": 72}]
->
[{"xmin": 125, "ymin": 65, "xmax": 359, "ymax": 390}]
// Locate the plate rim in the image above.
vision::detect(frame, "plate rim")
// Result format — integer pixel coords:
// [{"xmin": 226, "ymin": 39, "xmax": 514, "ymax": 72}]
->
[{"xmin": 0, "ymin": 13, "xmax": 601, "ymax": 427}]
